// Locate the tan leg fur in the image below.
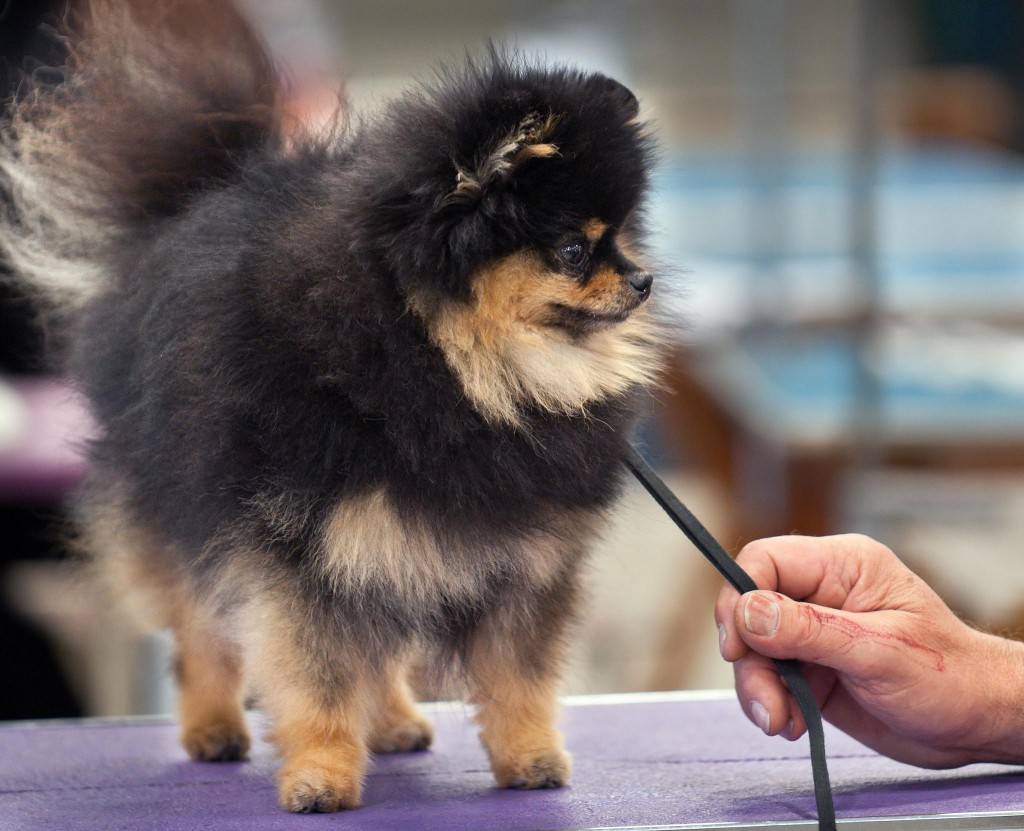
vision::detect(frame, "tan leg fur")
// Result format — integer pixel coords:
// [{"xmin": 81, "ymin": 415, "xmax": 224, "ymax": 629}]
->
[
  {"xmin": 240, "ymin": 596, "xmax": 375, "ymax": 812},
  {"xmin": 466, "ymin": 638, "xmax": 571, "ymax": 789},
  {"xmin": 271, "ymin": 693, "xmax": 369, "ymax": 813},
  {"xmin": 367, "ymin": 663, "xmax": 434, "ymax": 754},
  {"xmin": 174, "ymin": 616, "xmax": 250, "ymax": 762}
]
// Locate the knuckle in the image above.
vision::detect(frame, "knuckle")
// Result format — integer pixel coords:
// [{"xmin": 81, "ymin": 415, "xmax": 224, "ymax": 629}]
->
[
  {"xmin": 842, "ymin": 532, "xmax": 894, "ymax": 560},
  {"xmin": 737, "ymin": 539, "xmax": 770, "ymax": 560},
  {"xmin": 736, "ymin": 538, "xmax": 775, "ymax": 571}
]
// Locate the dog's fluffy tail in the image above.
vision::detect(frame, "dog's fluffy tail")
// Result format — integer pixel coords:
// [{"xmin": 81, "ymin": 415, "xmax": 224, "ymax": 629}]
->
[{"xmin": 0, "ymin": 0, "xmax": 281, "ymax": 311}]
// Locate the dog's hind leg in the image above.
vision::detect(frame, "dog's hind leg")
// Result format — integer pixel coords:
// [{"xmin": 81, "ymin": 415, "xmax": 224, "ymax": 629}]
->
[
  {"xmin": 78, "ymin": 482, "xmax": 250, "ymax": 761},
  {"xmin": 173, "ymin": 611, "xmax": 250, "ymax": 762},
  {"xmin": 367, "ymin": 661, "xmax": 433, "ymax": 754}
]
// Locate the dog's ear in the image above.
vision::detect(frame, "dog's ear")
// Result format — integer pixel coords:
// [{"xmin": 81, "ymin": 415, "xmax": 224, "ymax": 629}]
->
[
  {"xmin": 592, "ymin": 75, "xmax": 640, "ymax": 120},
  {"xmin": 441, "ymin": 110, "xmax": 561, "ymax": 208}
]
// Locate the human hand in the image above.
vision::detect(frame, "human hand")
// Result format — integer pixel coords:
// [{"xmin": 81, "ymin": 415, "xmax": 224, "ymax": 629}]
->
[{"xmin": 715, "ymin": 534, "xmax": 1024, "ymax": 768}]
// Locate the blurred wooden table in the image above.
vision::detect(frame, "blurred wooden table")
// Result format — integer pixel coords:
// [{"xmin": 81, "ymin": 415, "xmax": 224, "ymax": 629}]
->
[{"xmin": 656, "ymin": 327, "xmax": 1024, "ymax": 546}]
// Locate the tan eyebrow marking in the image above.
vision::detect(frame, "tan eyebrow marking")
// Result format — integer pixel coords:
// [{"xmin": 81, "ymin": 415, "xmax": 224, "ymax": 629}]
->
[{"xmin": 582, "ymin": 219, "xmax": 608, "ymax": 243}]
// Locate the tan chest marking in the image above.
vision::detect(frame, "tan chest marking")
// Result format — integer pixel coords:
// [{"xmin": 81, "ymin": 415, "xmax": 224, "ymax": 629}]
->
[
  {"xmin": 412, "ymin": 251, "xmax": 663, "ymax": 426},
  {"xmin": 319, "ymin": 489, "xmax": 593, "ymax": 603}
]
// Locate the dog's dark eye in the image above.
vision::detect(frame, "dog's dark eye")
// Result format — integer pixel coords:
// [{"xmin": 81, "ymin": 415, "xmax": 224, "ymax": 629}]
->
[{"xmin": 557, "ymin": 242, "xmax": 587, "ymax": 270}]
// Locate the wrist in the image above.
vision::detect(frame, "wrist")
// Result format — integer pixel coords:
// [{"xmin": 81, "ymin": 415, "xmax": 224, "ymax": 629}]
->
[{"xmin": 960, "ymin": 631, "xmax": 1024, "ymax": 764}]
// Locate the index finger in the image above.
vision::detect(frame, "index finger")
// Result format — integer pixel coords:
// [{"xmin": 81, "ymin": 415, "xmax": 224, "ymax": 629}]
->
[{"xmin": 734, "ymin": 533, "xmax": 890, "ymax": 608}]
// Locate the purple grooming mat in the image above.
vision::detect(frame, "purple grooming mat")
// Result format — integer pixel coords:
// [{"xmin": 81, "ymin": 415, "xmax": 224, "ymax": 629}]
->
[{"xmin": 2, "ymin": 692, "xmax": 1023, "ymax": 830}]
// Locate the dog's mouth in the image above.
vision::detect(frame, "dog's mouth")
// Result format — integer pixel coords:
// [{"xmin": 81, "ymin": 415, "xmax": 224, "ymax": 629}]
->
[
  {"xmin": 547, "ymin": 302, "xmax": 638, "ymax": 337},
  {"xmin": 544, "ymin": 268, "xmax": 653, "ymax": 338}
]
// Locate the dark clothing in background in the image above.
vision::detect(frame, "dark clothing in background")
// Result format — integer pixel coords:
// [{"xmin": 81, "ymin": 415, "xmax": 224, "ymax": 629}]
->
[
  {"xmin": 921, "ymin": 0, "xmax": 1024, "ymax": 151},
  {"xmin": 0, "ymin": 1, "xmax": 83, "ymax": 720}
]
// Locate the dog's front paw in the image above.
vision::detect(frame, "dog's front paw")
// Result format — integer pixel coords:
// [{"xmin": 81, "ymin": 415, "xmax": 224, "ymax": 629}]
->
[
  {"xmin": 182, "ymin": 721, "xmax": 251, "ymax": 762},
  {"xmin": 369, "ymin": 714, "xmax": 434, "ymax": 754},
  {"xmin": 492, "ymin": 747, "xmax": 572, "ymax": 790},
  {"xmin": 278, "ymin": 753, "xmax": 363, "ymax": 813}
]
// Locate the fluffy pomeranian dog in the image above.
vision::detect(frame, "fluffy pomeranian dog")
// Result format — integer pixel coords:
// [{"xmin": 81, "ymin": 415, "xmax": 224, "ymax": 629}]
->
[{"xmin": 0, "ymin": 0, "xmax": 662, "ymax": 812}]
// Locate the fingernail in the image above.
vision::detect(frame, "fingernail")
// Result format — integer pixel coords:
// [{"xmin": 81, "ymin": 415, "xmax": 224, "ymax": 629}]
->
[
  {"xmin": 750, "ymin": 701, "xmax": 771, "ymax": 734},
  {"xmin": 717, "ymin": 624, "xmax": 727, "ymax": 657},
  {"xmin": 743, "ymin": 593, "xmax": 780, "ymax": 637}
]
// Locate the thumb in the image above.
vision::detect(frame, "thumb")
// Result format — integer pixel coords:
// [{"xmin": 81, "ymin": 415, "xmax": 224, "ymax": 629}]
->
[{"xmin": 735, "ymin": 590, "xmax": 883, "ymax": 676}]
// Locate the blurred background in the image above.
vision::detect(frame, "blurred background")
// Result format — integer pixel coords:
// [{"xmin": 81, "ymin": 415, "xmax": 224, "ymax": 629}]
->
[{"xmin": 4, "ymin": 0, "xmax": 1024, "ymax": 719}]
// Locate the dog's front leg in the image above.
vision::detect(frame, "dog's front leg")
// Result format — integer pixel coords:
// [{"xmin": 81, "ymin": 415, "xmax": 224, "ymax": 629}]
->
[
  {"xmin": 240, "ymin": 597, "xmax": 373, "ymax": 812},
  {"xmin": 465, "ymin": 575, "xmax": 580, "ymax": 789}
]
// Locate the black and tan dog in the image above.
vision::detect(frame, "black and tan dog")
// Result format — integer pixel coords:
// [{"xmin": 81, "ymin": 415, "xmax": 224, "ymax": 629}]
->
[{"xmin": 0, "ymin": 0, "xmax": 663, "ymax": 812}]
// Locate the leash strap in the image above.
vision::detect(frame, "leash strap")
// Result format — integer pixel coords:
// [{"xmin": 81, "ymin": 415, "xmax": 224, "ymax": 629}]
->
[{"xmin": 624, "ymin": 443, "xmax": 836, "ymax": 831}]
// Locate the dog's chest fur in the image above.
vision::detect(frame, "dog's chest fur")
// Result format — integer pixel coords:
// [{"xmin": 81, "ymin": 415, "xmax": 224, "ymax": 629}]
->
[{"xmin": 315, "ymin": 488, "xmax": 596, "ymax": 609}]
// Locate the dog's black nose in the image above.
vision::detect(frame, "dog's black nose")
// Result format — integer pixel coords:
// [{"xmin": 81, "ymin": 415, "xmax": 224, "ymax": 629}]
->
[{"xmin": 627, "ymin": 271, "xmax": 653, "ymax": 298}]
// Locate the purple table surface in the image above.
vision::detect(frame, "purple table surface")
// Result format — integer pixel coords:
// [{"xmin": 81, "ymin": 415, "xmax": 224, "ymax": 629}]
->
[{"xmin": 2, "ymin": 691, "xmax": 1023, "ymax": 831}]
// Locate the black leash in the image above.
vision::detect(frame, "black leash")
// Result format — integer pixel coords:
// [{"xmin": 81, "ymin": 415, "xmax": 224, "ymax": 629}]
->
[{"xmin": 624, "ymin": 443, "xmax": 836, "ymax": 831}]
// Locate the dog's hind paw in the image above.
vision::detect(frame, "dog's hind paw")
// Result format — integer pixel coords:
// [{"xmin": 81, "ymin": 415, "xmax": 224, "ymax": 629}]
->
[
  {"xmin": 182, "ymin": 722, "xmax": 251, "ymax": 762},
  {"xmin": 369, "ymin": 715, "xmax": 434, "ymax": 754}
]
